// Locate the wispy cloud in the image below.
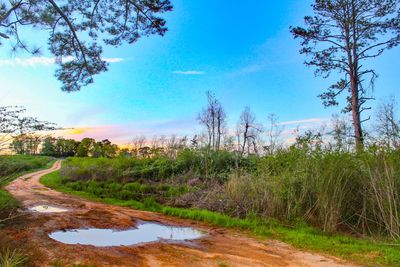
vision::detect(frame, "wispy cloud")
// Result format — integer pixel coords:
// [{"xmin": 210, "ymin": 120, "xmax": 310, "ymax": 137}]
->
[
  {"xmin": 237, "ymin": 64, "xmax": 263, "ymax": 74},
  {"xmin": 0, "ymin": 57, "xmax": 55, "ymax": 67},
  {"xmin": 0, "ymin": 56, "xmax": 124, "ymax": 67},
  {"xmin": 103, "ymin": 57, "xmax": 124, "ymax": 63},
  {"xmin": 172, "ymin": 70, "xmax": 205, "ymax": 75},
  {"xmin": 278, "ymin": 118, "xmax": 329, "ymax": 126}
]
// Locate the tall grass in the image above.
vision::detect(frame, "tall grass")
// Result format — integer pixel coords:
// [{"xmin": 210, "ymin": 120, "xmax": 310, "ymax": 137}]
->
[
  {"xmin": 59, "ymin": 147, "xmax": 400, "ymax": 239},
  {"xmin": 61, "ymin": 149, "xmax": 251, "ymax": 183},
  {"xmin": 218, "ymin": 148, "xmax": 400, "ymax": 238},
  {"xmin": 41, "ymin": 170, "xmax": 400, "ymax": 266},
  {"xmin": 0, "ymin": 155, "xmax": 54, "ymax": 217},
  {"xmin": 0, "ymin": 248, "xmax": 26, "ymax": 267},
  {"xmin": 0, "ymin": 155, "xmax": 53, "ymax": 185}
]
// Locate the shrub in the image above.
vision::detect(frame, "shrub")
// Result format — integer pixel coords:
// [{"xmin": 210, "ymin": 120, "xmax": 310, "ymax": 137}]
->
[{"xmin": 58, "ymin": 148, "xmax": 400, "ymax": 239}]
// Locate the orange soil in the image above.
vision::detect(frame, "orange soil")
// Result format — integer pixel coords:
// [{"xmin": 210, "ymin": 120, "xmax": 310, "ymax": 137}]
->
[{"xmin": 2, "ymin": 161, "xmax": 357, "ymax": 267}]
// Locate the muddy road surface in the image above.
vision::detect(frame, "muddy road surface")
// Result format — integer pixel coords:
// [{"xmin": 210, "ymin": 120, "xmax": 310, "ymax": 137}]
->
[{"xmin": 3, "ymin": 161, "xmax": 356, "ymax": 266}]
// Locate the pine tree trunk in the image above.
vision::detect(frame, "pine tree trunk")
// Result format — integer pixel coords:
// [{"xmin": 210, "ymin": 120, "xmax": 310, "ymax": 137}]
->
[
  {"xmin": 350, "ymin": 0, "xmax": 364, "ymax": 151},
  {"xmin": 350, "ymin": 78, "xmax": 364, "ymax": 151}
]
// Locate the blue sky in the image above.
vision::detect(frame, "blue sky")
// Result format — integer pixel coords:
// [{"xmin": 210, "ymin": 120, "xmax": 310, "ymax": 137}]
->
[{"xmin": 1, "ymin": 0, "xmax": 399, "ymax": 144}]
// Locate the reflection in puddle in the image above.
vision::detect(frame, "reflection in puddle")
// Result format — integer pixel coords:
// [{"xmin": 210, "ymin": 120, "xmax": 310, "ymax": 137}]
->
[
  {"xmin": 49, "ymin": 222, "xmax": 205, "ymax": 247},
  {"xmin": 29, "ymin": 205, "xmax": 68, "ymax": 213}
]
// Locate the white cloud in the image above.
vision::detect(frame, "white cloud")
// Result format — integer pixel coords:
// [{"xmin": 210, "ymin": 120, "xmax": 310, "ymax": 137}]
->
[
  {"xmin": 172, "ymin": 70, "xmax": 205, "ymax": 75},
  {"xmin": 0, "ymin": 56, "xmax": 124, "ymax": 67},
  {"xmin": 0, "ymin": 57, "xmax": 55, "ymax": 67},
  {"xmin": 103, "ymin": 57, "xmax": 124, "ymax": 63},
  {"xmin": 278, "ymin": 118, "xmax": 328, "ymax": 126}
]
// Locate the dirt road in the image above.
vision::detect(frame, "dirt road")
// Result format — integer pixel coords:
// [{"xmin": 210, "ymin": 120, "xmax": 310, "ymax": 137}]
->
[{"xmin": 3, "ymin": 161, "xmax": 356, "ymax": 266}]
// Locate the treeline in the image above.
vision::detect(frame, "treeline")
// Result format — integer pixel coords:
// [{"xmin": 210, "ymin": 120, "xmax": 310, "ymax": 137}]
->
[
  {"xmin": 4, "ymin": 93, "xmax": 400, "ymax": 159},
  {"xmin": 40, "ymin": 137, "xmax": 118, "ymax": 158}
]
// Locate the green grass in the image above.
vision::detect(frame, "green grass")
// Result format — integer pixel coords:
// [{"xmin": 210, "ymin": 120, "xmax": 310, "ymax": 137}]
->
[
  {"xmin": 0, "ymin": 190, "xmax": 19, "ymax": 211},
  {"xmin": 0, "ymin": 156, "xmax": 55, "ymax": 211},
  {"xmin": 41, "ymin": 170, "xmax": 400, "ymax": 267},
  {"xmin": 0, "ymin": 248, "xmax": 27, "ymax": 267}
]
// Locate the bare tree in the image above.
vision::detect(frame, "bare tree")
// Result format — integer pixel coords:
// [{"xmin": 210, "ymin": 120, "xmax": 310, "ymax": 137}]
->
[
  {"xmin": 291, "ymin": 0, "xmax": 400, "ymax": 150},
  {"xmin": 197, "ymin": 91, "xmax": 226, "ymax": 151},
  {"xmin": 237, "ymin": 107, "xmax": 262, "ymax": 156},
  {"xmin": 130, "ymin": 136, "xmax": 146, "ymax": 157},
  {"xmin": 264, "ymin": 113, "xmax": 284, "ymax": 155},
  {"xmin": 375, "ymin": 96, "xmax": 400, "ymax": 149}
]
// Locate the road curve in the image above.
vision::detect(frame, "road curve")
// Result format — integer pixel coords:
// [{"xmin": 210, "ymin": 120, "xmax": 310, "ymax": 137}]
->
[{"xmin": 3, "ymin": 161, "xmax": 357, "ymax": 267}]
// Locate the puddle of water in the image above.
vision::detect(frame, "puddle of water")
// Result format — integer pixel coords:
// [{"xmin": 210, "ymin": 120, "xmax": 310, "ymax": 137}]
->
[
  {"xmin": 29, "ymin": 205, "xmax": 68, "ymax": 213},
  {"xmin": 49, "ymin": 222, "xmax": 205, "ymax": 247}
]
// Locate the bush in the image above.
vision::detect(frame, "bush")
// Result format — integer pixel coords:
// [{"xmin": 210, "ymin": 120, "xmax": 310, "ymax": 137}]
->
[
  {"xmin": 0, "ymin": 155, "xmax": 52, "ymax": 182},
  {"xmin": 216, "ymin": 148, "xmax": 400, "ymax": 238},
  {"xmin": 58, "ymin": 148, "xmax": 400, "ymax": 239}
]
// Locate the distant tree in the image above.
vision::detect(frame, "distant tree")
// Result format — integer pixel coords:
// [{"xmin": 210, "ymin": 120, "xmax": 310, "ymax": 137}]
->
[
  {"xmin": 138, "ymin": 146, "xmax": 151, "ymax": 158},
  {"xmin": 292, "ymin": 129, "xmax": 324, "ymax": 151},
  {"xmin": 0, "ymin": 0, "xmax": 172, "ymax": 92},
  {"xmin": 264, "ymin": 113, "xmax": 284, "ymax": 155},
  {"xmin": 57, "ymin": 138, "xmax": 79, "ymax": 157},
  {"xmin": 119, "ymin": 148, "xmax": 131, "ymax": 157},
  {"xmin": 190, "ymin": 135, "xmax": 199, "ymax": 148},
  {"xmin": 130, "ymin": 136, "xmax": 146, "ymax": 157},
  {"xmin": 42, "ymin": 137, "xmax": 78, "ymax": 157},
  {"xmin": 329, "ymin": 115, "xmax": 354, "ymax": 151},
  {"xmin": 10, "ymin": 133, "xmax": 44, "ymax": 155},
  {"xmin": 76, "ymin": 137, "xmax": 95, "ymax": 157},
  {"xmin": 89, "ymin": 139, "xmax": 118, "ymax": 158},
  {"xmin": 41, "ymin": 137, "xmax": 57, "ymax": 156},
  {"xmin": 101, "ymin": 139, "xmax": 118, "ymax": 158},
  {"xmin": 92, "ymin": 141, "xmax": 104, "ymax": 158},
  {"xmin": 4, "ymin": 107, "xmax": 57, "ymax": 154},
  {"xmin": 291, "ymin": 0, "xmax": 400, "ymax": 150},
  {"xmin": 197, "ymin": 91, "xmax": 226, "ymax": 151},
  {"xmin": 0, "ymin": 106, "xmax": 24, "ymax": 151},
  {"xmin": 236, "ymin": 107, "xmax": 262, "ymax": 156},
  {"xmin": 375, "ymin": 96, "xmax": 400, "ymax": 149}
]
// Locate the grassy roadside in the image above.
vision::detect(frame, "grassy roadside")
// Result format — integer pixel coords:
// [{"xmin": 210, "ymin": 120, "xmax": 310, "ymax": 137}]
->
[
  {"xmin": 41, "ymin": 170, "xmax": 400, "ymax": 267},
  {"xmin": 0, "ymin": 157, "xmax": 55, "ymax": 267},
  {"xmin": 0, "ymin": 158, "xmax": 55, "ymax": 211}
]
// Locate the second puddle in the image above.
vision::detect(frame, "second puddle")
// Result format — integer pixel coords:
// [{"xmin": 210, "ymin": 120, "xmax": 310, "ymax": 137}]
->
[
  {"xmin": 49, "ymin": 222, "xmax": 204, "ymax": 247},
  {"xmin": 29, "ymin": 205, "xmax": 68, "ymax": 213}
]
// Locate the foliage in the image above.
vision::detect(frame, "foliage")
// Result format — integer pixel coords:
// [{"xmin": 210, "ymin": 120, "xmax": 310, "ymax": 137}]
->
[
  {"xmin": 58, "ymin": 146, "xmax": 400, "ymax": 240},
  {"xmin": 291, "ymin": 0, "xmax": 400, "ymax": 147},
  {"xmin": 0, "ymin": 0, "xmax": 172, "ymax": 92},
  {"xmin": 0, "ymin": 155, "xmax": 53, "ymax": 182},
  {"xmin": 61, "ymin": 148, "xmax": 249, "ymax": 183},
  {"xmin": 1, "ymin": 106, "xmax": 57, "ymax": 153},
  {"xmin": 0, "ymin": 190, "xmax": 18, "ymax": 212},
  {"xmin": 74, "ymin": 138, "xmax": 118, "ymax": 158},
  {"xmin": 0, "ymin": 155, "xmax": 53, "ymax": 212},
  {"xmin": 42, "ymin": 137, "xmax": 79, "ymax": 157},
  {"xmin": 217, "ymin": 148, "xmax": 400, "ymax": 238},
  {"xmin": 42, "ymin": 170, "xmax": 400, "ymax": 267}
]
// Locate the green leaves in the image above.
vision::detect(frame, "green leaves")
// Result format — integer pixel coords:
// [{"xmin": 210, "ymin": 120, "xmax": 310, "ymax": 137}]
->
[{"xmin": 0, "ymin": 0, "xmax": 173, "ymax": 92}]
